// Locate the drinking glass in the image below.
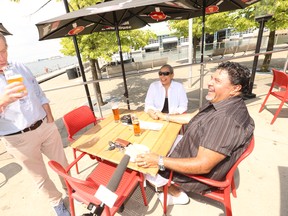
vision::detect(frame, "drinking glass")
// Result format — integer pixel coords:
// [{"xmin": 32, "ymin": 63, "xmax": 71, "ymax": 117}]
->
[
  {"xmin": 131, "ymin": 114, "xmax": 141, "ymax": 136},
  {"xmin": 111, "ymin": 101, "xmax": 120, "ymax": 123},
  {"xmin": 4, "ymin": 65, "xmax": 26, "ymax": 92}
]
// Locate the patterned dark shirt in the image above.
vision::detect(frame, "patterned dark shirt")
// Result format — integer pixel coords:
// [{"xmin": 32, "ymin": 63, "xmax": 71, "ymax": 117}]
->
[{"xmin": 160, "ymin": 96, "xmax": 255, "ymax": 193}]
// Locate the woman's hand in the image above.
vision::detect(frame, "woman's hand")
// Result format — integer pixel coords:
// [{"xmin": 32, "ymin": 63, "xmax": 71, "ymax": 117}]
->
[
  {"xmin": 155, "ymin": 112, "xmax": 166, "ymax": 121},
  {"xmin": 148, "ymin": 109, "xmax": 159, "ymax": 120},
  {"xmin": 135, "ymin": 152, "xmax": 159, "ymax": 168}
]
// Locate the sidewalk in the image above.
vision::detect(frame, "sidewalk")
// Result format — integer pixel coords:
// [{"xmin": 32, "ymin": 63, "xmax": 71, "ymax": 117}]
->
[{"xmin": 0, "ymin": 51, "xmax": 288, "ymax": 216}]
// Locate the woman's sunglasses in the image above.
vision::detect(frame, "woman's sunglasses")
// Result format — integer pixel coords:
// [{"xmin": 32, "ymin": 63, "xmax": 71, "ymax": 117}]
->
[{"xmin": 158, "ymin": 71, "xmax": 172, "ymax": 76}]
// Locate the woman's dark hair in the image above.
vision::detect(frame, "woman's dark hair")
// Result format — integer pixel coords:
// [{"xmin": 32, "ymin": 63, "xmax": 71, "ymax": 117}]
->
[
  {"xmin": 217, "ymin": 61, "xmax": 251, "ymax": 94},
  {"xmin": 160, "ymin": 64, "xmax": 174, "ymax": 74}
]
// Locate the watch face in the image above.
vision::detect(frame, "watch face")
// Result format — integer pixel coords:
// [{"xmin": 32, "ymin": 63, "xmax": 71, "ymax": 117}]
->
[{"xmin": 158, "ymin": 156, "xmax": 165, "ymax": 171}]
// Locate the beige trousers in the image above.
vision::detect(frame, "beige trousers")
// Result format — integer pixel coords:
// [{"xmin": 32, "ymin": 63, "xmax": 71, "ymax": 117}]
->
[{"xmin": 2, "ymin": 119, "xmax": 69, "ymax": 206}]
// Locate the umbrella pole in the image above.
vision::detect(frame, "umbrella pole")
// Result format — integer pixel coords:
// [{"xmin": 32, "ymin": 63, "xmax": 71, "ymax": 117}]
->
[
  {"xmin": 199, "ymin": 0, "xmax": 206, "ymax": 108},
  {"xmin": 114, "ymin": 13, "xmax": 130, "ymax": 110},
  {"xmin": 63, "ymin": 0, "xmax": 94, "ymax": 113}
]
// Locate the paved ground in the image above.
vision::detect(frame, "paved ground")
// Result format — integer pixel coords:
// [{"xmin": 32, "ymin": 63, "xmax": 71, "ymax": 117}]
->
[{"xmin": 1, "ymin": 49, "xmax": 288, "ymax": 216}]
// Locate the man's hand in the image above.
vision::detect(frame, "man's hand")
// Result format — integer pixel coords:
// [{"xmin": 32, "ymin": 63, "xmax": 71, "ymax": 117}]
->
[
  {"xmin": 0, "ymin": 82, "xmax": 27, "ymax": 112},
  {"xmin": 135, "ymin": 152, "xmax": 159, "ymax": 168}
]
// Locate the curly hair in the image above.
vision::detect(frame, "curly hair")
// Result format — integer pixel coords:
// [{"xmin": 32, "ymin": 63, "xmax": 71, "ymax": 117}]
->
[{"xmin": 217, "ymin": 61, "xmax": 251, "ymax": 94}]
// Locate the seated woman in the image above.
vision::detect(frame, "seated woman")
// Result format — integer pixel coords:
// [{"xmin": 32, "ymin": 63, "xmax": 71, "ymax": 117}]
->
[{"xmin": 144, "ymin": 64, "xmax": 188, "ymax": 120}]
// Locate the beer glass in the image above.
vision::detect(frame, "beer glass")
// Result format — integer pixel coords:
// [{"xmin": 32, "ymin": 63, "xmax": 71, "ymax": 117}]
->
[
  {"xmin": 4, "ymin": 65, "xmax": 26, "ymax": 92},
  {"xmin": 131, "ymin": 114, "xmax": 141, "ymax": 136},
  {"xmin": 111, "ymin": 101, "xmax": 120, "ymax": 123}
]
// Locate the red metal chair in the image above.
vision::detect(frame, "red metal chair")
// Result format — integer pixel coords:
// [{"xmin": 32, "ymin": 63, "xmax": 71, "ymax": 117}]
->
[
  {"xmin": 63, "ymin": 105, "xmax": 100, "ymax": 174},
  {"xmin": 49, "ymin": 152, "xmax": 148, "ymax": 216},
  {"xmin": 163, "ymin": 137, "xmax": 255, "ymax": 216},
  {"xmin": 259, "ymin": 68, "xmax": 288, "ymax": 124}
]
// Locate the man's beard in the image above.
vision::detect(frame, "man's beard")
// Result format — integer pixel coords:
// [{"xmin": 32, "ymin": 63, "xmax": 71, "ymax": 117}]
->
[{"xmin": 205, "ymin": 94, "xmax": 214, "ymax": 101}]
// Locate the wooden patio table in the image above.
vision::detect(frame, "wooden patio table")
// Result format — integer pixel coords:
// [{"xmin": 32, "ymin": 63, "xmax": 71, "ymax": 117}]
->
[{"xmin": 70, "ymin": 109, "xmax": 182, "ymax": 176}]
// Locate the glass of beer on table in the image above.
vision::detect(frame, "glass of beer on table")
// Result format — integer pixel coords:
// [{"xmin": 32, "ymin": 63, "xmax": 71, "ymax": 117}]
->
[
  {"xmin": 4, "ymin": 65, "xmax": 26, "ymax": 92},
  {"xmin": 131, "ymin": 114, "xmax": 141, "ymax": 136},
  {"xmin": 111, "ymin": 101, "xmax": 120, "ymax": 123}
]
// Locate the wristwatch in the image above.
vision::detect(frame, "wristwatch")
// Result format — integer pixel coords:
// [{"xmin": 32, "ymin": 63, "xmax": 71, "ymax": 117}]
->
[{"xmin": 158, "ymin": 156, "xmax": 165, "ymax": 171}]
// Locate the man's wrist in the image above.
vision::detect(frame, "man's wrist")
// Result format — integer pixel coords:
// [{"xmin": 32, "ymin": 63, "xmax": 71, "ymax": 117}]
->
[{"xmin": 0, "ymin": 99, "xmax": 8, "ymax": 113}]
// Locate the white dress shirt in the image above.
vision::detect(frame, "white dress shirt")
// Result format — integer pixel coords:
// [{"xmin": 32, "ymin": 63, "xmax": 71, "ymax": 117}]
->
[
  {"xmin": 0, "ymin": 62, "xmax": 49, "ymax": 135},
  {"xmin": 144, "ymin": 80, "xmax": 188, "ymax": 114}
]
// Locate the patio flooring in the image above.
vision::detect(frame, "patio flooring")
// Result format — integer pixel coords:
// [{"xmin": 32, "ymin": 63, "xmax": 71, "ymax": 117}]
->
[{"xmin": 0, "ymin": 50, "xmax": 288, "ymax": 216}]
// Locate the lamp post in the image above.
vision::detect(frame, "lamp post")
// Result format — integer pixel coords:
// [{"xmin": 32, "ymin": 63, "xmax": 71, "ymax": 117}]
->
[{"xmin": 244, "ymin": 0, "xmax": 275, "ymax": 99}]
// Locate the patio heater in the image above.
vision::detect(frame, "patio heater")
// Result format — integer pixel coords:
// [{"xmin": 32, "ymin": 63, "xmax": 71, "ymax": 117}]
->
[{"xmin": 244, "ymin": 0, "xmax": 275, "ymax": 99}]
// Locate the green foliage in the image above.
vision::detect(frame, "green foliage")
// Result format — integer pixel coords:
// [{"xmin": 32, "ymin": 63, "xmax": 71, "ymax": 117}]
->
[
  {"xmin": 168, "ymin": 0, "xmax": 287, "ymax": 41},
  {"xmin": 60, "ymin": 0, "xmax": 156, "ymax": 62}
]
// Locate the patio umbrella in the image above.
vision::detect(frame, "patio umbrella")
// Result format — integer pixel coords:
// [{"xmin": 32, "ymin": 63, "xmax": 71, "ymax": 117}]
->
[
  {"xmin": 36, "ymin": 0, "xmax": 260, "ymax": 108},
  {"xmin": 0, "ymin": 23, "xmax": 12, "ymax": 35}
]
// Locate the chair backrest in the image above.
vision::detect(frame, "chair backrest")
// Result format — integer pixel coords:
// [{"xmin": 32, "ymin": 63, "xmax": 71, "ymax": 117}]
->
[
  {"xmin": 226, "ymin": 136, "xmax": 255, "ymax": 182},
  {"xmin": 271, "ymin": 68, "xmax": 288, "ymax": 89},
  {"xmin": 63, "ymin": 105, "xmax": 97, "ymax": 141}
]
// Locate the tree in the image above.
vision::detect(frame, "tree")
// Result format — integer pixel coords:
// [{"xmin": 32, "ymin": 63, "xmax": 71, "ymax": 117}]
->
[
  {"xmin": 60, "ymin": 0, "xmax": 156, "ymax": 105},
  {"xmin": 229, "ymin": 0, "xmax": 288, "ymax": 71},
  {"xmin": 258, "ymin": 0, "xmax": 288, "ymax": 71},
  {"xmin": 168, "ymin": 12, "xmax": 231, "ymax": 62}
]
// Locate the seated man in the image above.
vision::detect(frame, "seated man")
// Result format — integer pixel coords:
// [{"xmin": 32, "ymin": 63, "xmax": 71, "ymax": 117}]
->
[
  {"xmin": 144, "ymin": 64, "xmax": 188, "ymax": 120},
  {"xmin": 136, "ymin": 61, "xmax": 255, "ymax": 205}
]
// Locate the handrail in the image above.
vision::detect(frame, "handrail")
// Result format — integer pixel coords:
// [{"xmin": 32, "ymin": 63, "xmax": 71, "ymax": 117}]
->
[{"xmin": 42, "ymin": 47, "xmax": 288, "ymax": 93}]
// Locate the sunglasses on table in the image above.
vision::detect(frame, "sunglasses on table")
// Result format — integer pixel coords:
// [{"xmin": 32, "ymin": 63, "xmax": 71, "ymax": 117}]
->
[{"xmin": 158, "ymin": 71, "xmax": 172, "ymax": 76}]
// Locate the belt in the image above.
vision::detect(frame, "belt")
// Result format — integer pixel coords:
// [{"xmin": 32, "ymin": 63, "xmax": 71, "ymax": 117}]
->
[{"xmin": 5, "ymin": 117, "xmax": 46, "ymax": 136}]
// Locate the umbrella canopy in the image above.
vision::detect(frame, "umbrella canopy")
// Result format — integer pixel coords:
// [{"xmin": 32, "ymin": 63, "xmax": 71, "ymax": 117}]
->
[
  {"xmin": 0, "ymin": 23, "xmax": 12, "ymax": 35},
  {"xmin": 36, "ymin": 0, "xmax": 259, "ymax": 108},
  {"xmin": 36, "ymin": 0, "xmax": 258, "ymax": 40}
]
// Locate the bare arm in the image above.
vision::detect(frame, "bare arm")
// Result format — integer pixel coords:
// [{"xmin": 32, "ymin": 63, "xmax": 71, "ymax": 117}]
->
[
  {"xmin": 156, "ymin": 110, "xmax": 198, "ymax": 125},
  {"xmin": 135, "ymin": 146, "xmax": 226, "ymax": 175}
]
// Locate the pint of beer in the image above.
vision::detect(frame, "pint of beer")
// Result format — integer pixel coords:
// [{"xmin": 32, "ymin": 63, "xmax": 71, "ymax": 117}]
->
[
  {"xmin": 131, "ymin": 114, "xmax": 141, "ymax": 136},
  {"xmin": 4, "ymin": 65, "xmax": 26, "ymax": 92},
  {"xmin": 111, "ymin": 102, "xmax": 120, "ymax": 123}
]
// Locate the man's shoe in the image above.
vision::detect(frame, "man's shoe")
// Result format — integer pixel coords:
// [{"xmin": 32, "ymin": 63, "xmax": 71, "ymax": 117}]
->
[
  {"xmin": 158, "ymin": 191, "xmax": 190, "ymax": 206},
  {"xmin": 54, "ymin": 199, "xmax": 71, "ymax": 216}
]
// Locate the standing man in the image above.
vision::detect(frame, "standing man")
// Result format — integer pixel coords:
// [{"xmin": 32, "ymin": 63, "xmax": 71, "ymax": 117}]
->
[
  {"xmin": 136, "ymin": 61, "xmax": 255, "ymax": 205},
  {"xmin": 0, "ymin": 33, "xmax": 70, "ymax": 216}
]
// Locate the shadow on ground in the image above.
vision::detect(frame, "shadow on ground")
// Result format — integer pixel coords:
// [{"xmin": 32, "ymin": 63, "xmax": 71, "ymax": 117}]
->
[{"xmin": 0, "ymin": 162, "xmax": 22, "ymax": 188}]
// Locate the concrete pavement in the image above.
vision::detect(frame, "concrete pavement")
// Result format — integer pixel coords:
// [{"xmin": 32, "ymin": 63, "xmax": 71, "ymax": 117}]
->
[{"xmin": 0, "ymin": 49, "xmax": 288, "ymax": 216}]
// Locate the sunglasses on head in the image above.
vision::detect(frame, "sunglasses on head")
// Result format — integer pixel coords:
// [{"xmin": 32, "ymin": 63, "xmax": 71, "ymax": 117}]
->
[{"xmin": 158, "ymin": 71, "xmax": 171, "ymax": 76}]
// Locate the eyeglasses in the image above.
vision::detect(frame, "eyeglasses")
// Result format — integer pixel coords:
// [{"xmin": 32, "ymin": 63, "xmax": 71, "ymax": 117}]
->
[{"xmin": 158, "ymin": 71, "xmax": 171, "ymax": 76}]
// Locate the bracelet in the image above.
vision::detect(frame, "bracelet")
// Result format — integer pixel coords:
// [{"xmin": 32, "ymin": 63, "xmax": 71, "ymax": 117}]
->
[{"xmin": 165, "ymin": 114, "xmax": 170, "ymax": 122}]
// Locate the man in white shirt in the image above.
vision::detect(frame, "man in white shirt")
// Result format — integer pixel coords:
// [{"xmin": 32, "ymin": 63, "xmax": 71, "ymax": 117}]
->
[{"xmin": 0, "ymin": 33, "xmax": 70, "ymax": 216}]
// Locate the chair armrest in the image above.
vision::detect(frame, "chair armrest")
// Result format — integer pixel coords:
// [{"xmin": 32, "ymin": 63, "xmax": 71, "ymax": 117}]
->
[
  {"xmin": 185, "ymin": 174, "xmax": 230, "ymax": 188},
  {"xmin": 65, "ymin": 152, "xmax": 87, "ymax": 172}
]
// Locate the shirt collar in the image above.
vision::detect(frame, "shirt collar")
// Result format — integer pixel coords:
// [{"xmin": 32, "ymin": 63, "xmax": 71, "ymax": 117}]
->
[{"xmin": 200, "ymin": 96, "xmax": 242, "ymax": 112}]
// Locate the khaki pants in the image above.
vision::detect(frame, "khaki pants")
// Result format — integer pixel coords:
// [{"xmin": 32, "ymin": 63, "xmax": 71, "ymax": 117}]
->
[{"xmin": 2, "ymin": 119, "xmax": 69, "ymax": 206}]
